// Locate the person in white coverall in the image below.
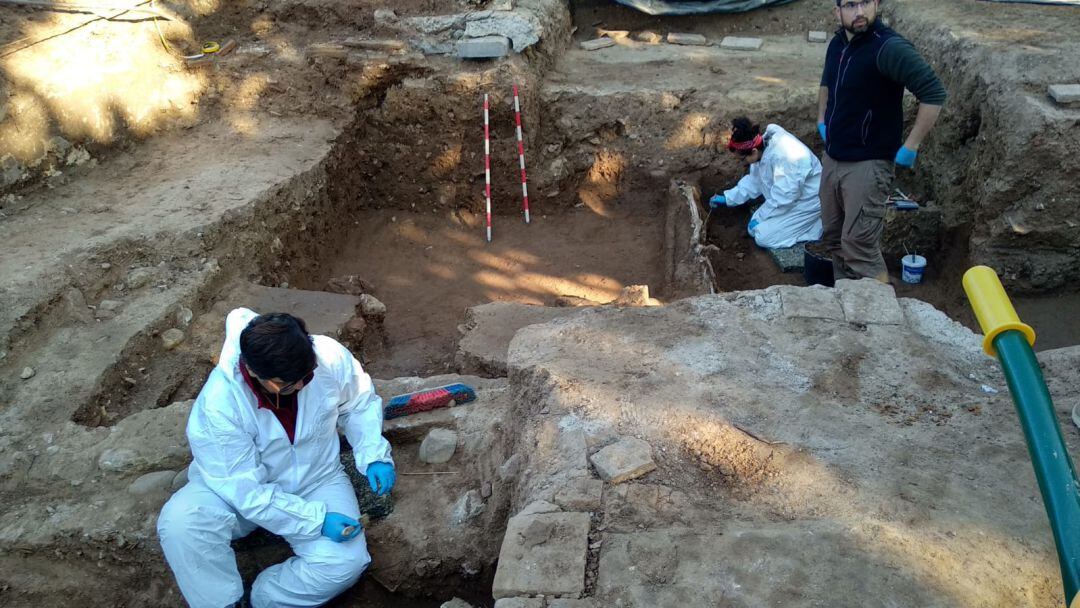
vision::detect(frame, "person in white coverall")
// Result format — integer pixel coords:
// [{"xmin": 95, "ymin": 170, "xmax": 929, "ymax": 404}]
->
[
  {"xmin": 708, "ymin": 117, "xmax": 824, "ymax": 249},
  {"xmin": 157, "ymin": 308, "xmax": 396, "ymax": 608}
]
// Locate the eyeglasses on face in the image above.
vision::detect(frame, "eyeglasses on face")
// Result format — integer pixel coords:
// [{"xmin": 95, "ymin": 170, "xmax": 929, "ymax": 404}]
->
[{"xmin": 839, "ymin": 0, "xmax": 873, "ymax": 12}]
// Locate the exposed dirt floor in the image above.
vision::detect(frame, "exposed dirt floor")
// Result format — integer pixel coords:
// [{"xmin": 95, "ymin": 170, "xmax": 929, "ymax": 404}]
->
[{"xmin": 1, "ymin": 0, "xmax": 1080, "ymax": 606}]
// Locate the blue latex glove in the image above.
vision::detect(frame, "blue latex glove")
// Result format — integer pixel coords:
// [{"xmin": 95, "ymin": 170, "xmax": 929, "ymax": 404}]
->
[
  {"xmin": 366, "ymin": 462, "xmax": 396, "ymax": 496},
  {"xmin": 894, "ymin": 146, "xmax": 917, "ymax": 168},
  {"xmin": 817, "ymin": 122, "xmax": 827, "ymax": 143},
  {"xmin": 322, "ymin": 512, "xmax": 362, "ymax": 543},
  {"xmin": 748, "ymin": 218, "xmax": 760, "ymax": 234},
  {"xmin": 708, "ymin": 194, "xmax": 726, "ymax": 209}
]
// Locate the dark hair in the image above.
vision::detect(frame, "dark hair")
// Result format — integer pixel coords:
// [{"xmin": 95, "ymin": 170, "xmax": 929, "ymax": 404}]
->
[
  {"xmin": 730, "ymin": 117, "xmax": 760, "ymax": 144},
  {"xmin": 239, "ymin": 313, "xmax": 316, "ymax": 382}
]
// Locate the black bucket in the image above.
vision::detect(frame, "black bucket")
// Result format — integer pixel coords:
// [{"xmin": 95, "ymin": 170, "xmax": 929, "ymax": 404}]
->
[{"xmin": 803, "ymin": 247, "xmax": 835, "ymax": 287}]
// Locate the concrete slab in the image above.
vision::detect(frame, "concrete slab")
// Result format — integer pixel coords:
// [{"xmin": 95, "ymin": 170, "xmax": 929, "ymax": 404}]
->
[
  {"xmin": 835, "ymin": 279, "xmax": 904, "ymax": 325},
  {"xmin": 492, "ymin": 512, "xmax": 591, "ymax": 599},
  {"xmin": 778, "ymin": 285, "xmax": 844, "ymax": 321},
  {"xmin": 580, "ymin": 38, "xmax": 616, "ymax": 51},
  {"xmin": 456, "ymin": 302, "xmax": 578, "ymax": 376},
  {"xmin": 808, "ymin": 31, "xmax": 828, "ymax": 43},
  {"xmin": 667, "ymin": 33, "xmax": 709, "ymax": 46},
  {"xmin": 720, "ymin": 36, "xmax": 763, "ymax": 51},
  {"xmin": 1049, "ymin": 84, "xmax": 1080, "ymax": 104},
  {"xmin": 222, "ymin": 281, "xmax": 361, "ymax": 339},
  {"xmin": 457, "ymin": 35, "xmax": 510, "ymax": 59},
  {"xmin": 589, "ymin": 437, "xmax": 656, "ymax": 484}
]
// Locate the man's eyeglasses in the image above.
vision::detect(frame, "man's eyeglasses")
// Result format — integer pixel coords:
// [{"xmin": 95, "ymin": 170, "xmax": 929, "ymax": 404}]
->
[
  {"xmin": 274, "ymin": 368, "xmax": 316, "ymax": 394},
  {"xmin": 839, "ymin": 0, "xmax": 873, "ymax": 12}
]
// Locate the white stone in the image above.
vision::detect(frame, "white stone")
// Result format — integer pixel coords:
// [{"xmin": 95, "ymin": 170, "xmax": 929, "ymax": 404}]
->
[
  {"xmin": 452, "ymin": 489, "xmax": 486, "ymax": 524},
  {"xmin": 720, "ymin": 36, "xmax": 763, "ymax": 51},
  {"xmin": 161, "ymin": 328, "xmax": 185, "ymax": 350},
  {"xmin": 808, "ymin": 31, "xmax": 828, "ymax": 43},
  {"xmin": 589, "ymin": 437, "xmax": 656, "ymax": 484},
  {"xmin": 667, "ymin": 32, "xmax": 708, "ymax": 46},
  {"xmin": 419, "ymin": 428, "xmax": 458, "ymax": 464},
  {"xmin": 778, "ymin": 285, "xmax": 845, "ymax": 321},
  {"xmin": 580, "ymin": 38, "xmax": 616, "ymax": 51},
  {"xmin": 441, "ymin": 598, "xmax": 475, "ymax": 608},
  {"xmin": 836, "ymin": 279, "xmax": 904, "ymax": 325},
  {"xmin": 359, "ymin": 294, "xmax": 387, "ymax": 318},
  {"xmin": 176, "ymin": 306, "xmax": 194, "ymax": 327},
  {"xmin": 126, "ymin": 267, "xmax": 157, "ymax": 289},
  {"xmin": 373, "ymin": 8, "xmax": 397, "ymax": 24},
  {"xmin": 19, "ymin": 367, "xmax": 35, "ymax": 380},
  {"xmin": 494, "ymin": 600, "xmax": 544, "ymax": 608},
  {"xmin": 1049, "ymin": 84, "xmax": 1080, "ymax": 104},
  {"xmin": 128, "ymin": 470, "xmax": 176, "ymax": 496},
  {"xmin": 457, "ymin": 35, "xmax": 511, "ymax": 60}
]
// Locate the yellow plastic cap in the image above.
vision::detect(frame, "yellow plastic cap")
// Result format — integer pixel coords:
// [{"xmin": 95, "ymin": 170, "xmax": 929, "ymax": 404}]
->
[{"xmin": 962, "ymin": 266, "xmax": 1036, "ymax": 357}]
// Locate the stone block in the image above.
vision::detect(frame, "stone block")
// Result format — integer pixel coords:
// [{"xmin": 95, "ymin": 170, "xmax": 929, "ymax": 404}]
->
[
  {"xmin": 836, "ymin": 279, "xmax": 904, "ymax": 325},
  {"xmin": 778, "ymin": 285, "xmax": 844, "ymax": 321},
  {"xmin": 419, "ymin": 428, "xmax": 458, "ymax": 464},
  {"xmin": 457, "ymin": 35, "xmax": 510, "ymax": 59},
  {"xmin": 667, "ymin": 32, "xmax": 708, "ymax": 46},
  {"xmin": 634, "ymin": 31, "xmax": 662, "ymax": 44},
  {"xmin": 457, "ymin": 302, "xmax": 578, "ymax": 376},
  {"xmin": 128, "ymin": 470, "xmax": 176, "ymax": 496},
  {"xmin": 441, "ymin": 598, "xmax": 475, "ymax": 608},
  {"xmin": 1049, "ymin": 84, "xmax": 1080, "ymax": 105},
  {"xmin": 580, "ymin": 38, "xmax": 616, "ymax": 51},
  {"xmin": 768, "ymin": 243, "xmax": 806, "ymax": 273},
  {"xmin": 808, "ymin": 31, "xmax": 828, "ymax": 43},
  {"xmin": 222, "ymin": 282, "xmax": 361, "ymax": 339},
  {"xmin": 359, "ymin": 294, "xmax": 387, "ymax": 319},
  {"xmin": 161, "ymin": 328, "xmax": 185, "ymax": 350},
  {"xmin": 589, "ymin": 437, "xmax": 656, "ymax": 484},
  {"xmin": 720, "ymin": 36, "xmax": 763, "ymax": 51},
  {"xmin": 554, "ymin": 477, "xmax": 603, "ymax": 511},
  {"xmin": 452, "ymin": 489, "xmax": 486, "ymax": 525},
  {"xmin": 519, "ymin": 500, "xmax": 561, "ymax": 516},
  {"xmin": 494, "ymin": 600, "xmax": 544, "ymax": 608},
  {"xmin": 549, "ymin": 600, "xmax": 599, "ymax": 608},
  {"xmin": 492, "ymin": 512, "xmax": 591, "ymax": 598}
]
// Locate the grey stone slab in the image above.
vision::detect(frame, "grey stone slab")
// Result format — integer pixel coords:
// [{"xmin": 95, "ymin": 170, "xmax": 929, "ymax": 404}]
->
[
  {"xmin": 720, "ymin": 36, "xmax": 763, "ymax": 51},
  {"xmin": 777, "ymin": 285, "xmax": 844, "ymax": 322},
  {"xmin": 493, "ymin": 600, "xmax": 544, "ymax": 608},
  {"xmin": 768, "ymin": 242, "xmax": 806, "ymax": 273},
  {"xmin": 419, "ymin": 428, "xmax": 458, "ymax": 464},
  {"xmin": 1049, "ymin": 84, "xmax": 1080, "ymax": 104},
  {"xmin": 667, "ymin": 32, "xmax": 708, "ymax": 46},
  {"xmin": 493, "ymin": 512, "xmax": 591, "ymax": 598},
  {"xmin": 808, "ymin": 31, "xmax": 828, "ymax": 43},
  {"xmin": 554, "ymin": 477, "xmax": 603, "ymax": 511},
  {"xmin": 457, "ymin": 35, "xmax": 510, "ymax": 59},
  {"xmin": 519, "ymin": 500, "xmax": 561, "ymax": 516},
  {"xmin": 457, "ymin": 302, "xmax": 579, "ymax": 376},
  {"xmin": 224, "ymin": 282, "xmax": 361, "ymax": 339},
  {"xmin": 549, "ymin": 600, "xmax": 599, "ymax": 608},
  {"xmin": 835, "ymin": 279, "xmax": 904, "ymax": 325},
  {"xmin": 589, "ymin": 437, "xmax": 656, "ymax": 484},
  {"xmin": 580, "ymin": 38, "xmax": 616, "ymax": 51}
]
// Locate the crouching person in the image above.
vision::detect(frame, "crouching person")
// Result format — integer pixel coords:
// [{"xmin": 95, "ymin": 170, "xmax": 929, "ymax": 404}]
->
[
  {"xmin": 158, "ymin": 309, "xmax": 396, "ymax": 607},
  {"xmin": 708, "ymin": 117, "xmax": 824, "ymax": 249}
]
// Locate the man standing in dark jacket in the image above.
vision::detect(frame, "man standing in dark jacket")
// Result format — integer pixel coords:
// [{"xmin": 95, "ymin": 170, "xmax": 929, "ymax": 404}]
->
[{"xmin": 817, "ymin": 0, "xmax": 945, "ymax": 283}]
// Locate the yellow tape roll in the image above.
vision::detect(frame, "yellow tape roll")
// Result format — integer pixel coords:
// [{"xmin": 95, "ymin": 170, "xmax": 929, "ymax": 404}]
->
[
  {"xmin": 962, "ymin": 265, "xmax": 1036, "ymax": 357},
  {"xmin": 202, "ymin": 41, "xmax": 221, "ymax": 54}
]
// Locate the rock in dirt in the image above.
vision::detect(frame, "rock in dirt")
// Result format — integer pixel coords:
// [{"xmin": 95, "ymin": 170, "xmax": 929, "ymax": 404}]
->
[
  {"xmin": 61, "ymin": 287, "xmax": 93, "ymax": 324},
  {"xmin": 521, "ymin": 518, "xmax": 555, "ymax": 547},
  {"xmin": 492, "ymin": 512, "xmax": 590, "ymax": 598},
  {"xmin": 1049, "ymin": 84, "xmax": 1080, "ymax": 105},
  {"xmin": 19, "ymin": 367, "xmax": 35, "ymax": 380},
  {"xmin": 589, "ymin": 437, "xmax": 656, "ymax": 484},
  {"xmin": 494, "ymin": 600, "xmax": 544, "ymax": 608},
  {"xmin": 720, "ymin": 36, "xmax": 763, "ymax": 51},
  {"xmin": 171, "ymin": 466, "xmax": 189, "ymax": 492},
  {"xmin": 667, "ymin": 32, "xmax": 708, "ymax": 46},
  {"xmin": 359, "ymin": 293, "xmax": 387, "ymax": 319},
  {"xmin": 161, "ymin": 328, "xmax": 185, "ymax": 350},
  {"xmin": 324, "ymin": 274, "xmax": 373, "ymax": 296},
  {"xmin": 126, "ymin": 267, "xmax": 157, "ymax": 289},
  {"xmin": 836, "ymin": 279, "xmax": 903, "ymax": 325},
  {"xmin": 457, "ymin": 35, "xmax": 511, "ymax": 59},
  {"xmin": 95, "ymin": 299, "xmax": 123, "ymax": 320},
  {"xmin": 518, "ymin": 499, "xmax": 560, "ymax": 516},
  {"xmin": 580, "ymin": 38, "xmax": 616, "ymax": 51},
  {"xmin": 440, "ymin": 598, "xmax": 475, "ymax": 608},
  {"xmin": 419, "ymin": 428, "xmax": 458, "ymax": 464},
  {"xmin": 176, "ymin": 306, "xmax": 194, "ymax": 327},
  {"xmin": 554, "ymin": 477, "xmax": 603, "ymax": 511},
  {"xmin": 808, "ymin": 30, "xmax": 828, "ymax": 43},
  {"xmin": 634, "ymin": 30, "xmax": 662, "ymax": 44},
  {"xmin": 128, "ymin": 470, "xmax": 176, "ymax": 496},
  {"xmin": 452, "ymin": 489, "xmax": 486, "ymax": 524},
  {"xmin": 498, "ymin": 453, "xmax": 524, "ymax": 480}
]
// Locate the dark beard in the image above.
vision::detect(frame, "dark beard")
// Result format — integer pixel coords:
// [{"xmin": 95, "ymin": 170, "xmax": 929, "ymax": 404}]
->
[{"xmin": 844, "ymin": 17, "xmax": 874, "ymax": 35}]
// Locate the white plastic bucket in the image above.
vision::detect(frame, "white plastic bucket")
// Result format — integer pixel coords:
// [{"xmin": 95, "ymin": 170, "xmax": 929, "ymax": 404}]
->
[{"xmin": 901, "ymin": 254, "xmax": 927, "ymax": 284}]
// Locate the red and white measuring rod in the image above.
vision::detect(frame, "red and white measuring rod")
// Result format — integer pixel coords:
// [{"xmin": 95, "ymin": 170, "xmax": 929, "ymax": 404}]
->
[
  {"xmin": 513, "ymin": 84, "xmax": 531, "ymax": 224},
  {"xmin": 483, "ymin": 93, "xmax": 492, "ymax": 242}
]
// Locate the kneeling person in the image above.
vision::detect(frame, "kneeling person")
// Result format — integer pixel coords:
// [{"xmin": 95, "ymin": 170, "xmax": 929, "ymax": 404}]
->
[
  {"xmin": 709, "ymin": 118, "xmax": 824, "ymax": 249},
  {"xmin": 158, "ymin": 309, "xmax": 396, "ymax": 608}
]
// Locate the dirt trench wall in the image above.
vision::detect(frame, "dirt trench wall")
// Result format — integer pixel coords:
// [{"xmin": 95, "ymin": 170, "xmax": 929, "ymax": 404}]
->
[{"xmin": 888, "ymin": 6, "xmax": 1080, "ymax": 293}]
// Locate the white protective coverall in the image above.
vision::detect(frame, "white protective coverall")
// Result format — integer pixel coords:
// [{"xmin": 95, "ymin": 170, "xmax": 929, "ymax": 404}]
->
[
  {"xmin": 723, "ymin": 124, "xmax": 824, "ymax": 249},
  {"xmin": 158, "ymin": 308, "xmax": 393, "ymax": 608}
]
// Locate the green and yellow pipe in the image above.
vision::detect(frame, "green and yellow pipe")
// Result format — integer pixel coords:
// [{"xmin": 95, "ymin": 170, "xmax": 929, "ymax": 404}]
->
[{"xmin": 964, "ymin": 266, "xmax": 1080, "ymax": 605}]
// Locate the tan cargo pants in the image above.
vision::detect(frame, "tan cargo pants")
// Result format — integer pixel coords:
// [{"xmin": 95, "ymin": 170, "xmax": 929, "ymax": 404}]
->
[{"xmin": 819, "ymin": 154, "xmax": 894, "ymax": 282}]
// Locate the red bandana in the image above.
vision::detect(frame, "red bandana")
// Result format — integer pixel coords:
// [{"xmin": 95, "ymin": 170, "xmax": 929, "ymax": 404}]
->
[{"xmin": 727, "ymin": 134, "xmax": 763, "ymax": 152}]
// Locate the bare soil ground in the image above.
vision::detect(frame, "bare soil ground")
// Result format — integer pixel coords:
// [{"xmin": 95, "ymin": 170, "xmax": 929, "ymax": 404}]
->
[{"xmin": 307, "ymin": 197, "xmax": 667, "ymax": 377}]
